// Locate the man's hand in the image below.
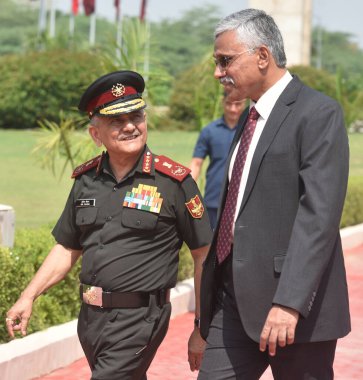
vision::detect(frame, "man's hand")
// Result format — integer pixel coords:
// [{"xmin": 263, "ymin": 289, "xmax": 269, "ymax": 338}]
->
[
  {"xmin": 259, "ymin": 305, "xmax": 299, "ymax": 356},
  {"xmin": 6, "ymin": 297, "xmax": 34, "ymax": 338},
  {"xmin": 188, "ymin": 327, "xmax": 206, "ymax": 371}
]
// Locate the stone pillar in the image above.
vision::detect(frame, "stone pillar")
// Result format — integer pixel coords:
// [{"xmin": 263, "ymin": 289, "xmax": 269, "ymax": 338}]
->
[
  {"xmin": 0, "ymin": 205, "xmax": 15, "ymax": 248},
  {"xmin": 248, "ymin": 0, "xmax": 312, "ymax": 66}
]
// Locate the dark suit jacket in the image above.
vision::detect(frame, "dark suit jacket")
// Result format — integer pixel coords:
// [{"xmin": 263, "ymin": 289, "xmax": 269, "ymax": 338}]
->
[{"xmin": 200, "ymin": 76, "xmax": 351, "ymax": 343}]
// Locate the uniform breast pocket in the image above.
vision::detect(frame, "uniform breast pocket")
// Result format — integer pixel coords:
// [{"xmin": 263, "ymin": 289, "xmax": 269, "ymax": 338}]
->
[
  {"xmin": 121, "ymin": 208, "xmax": 158, "ymax": 231},
  {"xmin": 76, "ymin": 207, "xmax": 98, "ymax": 226}
]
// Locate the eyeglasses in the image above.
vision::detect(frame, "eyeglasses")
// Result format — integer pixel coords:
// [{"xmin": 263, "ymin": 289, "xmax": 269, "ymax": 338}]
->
[{"xmin": 214, "ymin": 49, "xmax": 255, "ymax": 70}]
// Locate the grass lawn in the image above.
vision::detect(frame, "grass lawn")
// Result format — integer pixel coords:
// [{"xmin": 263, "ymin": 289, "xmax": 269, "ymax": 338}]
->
[{"xmin": 0, "ymin": 129, "xmax": 361, "ymax": 228}]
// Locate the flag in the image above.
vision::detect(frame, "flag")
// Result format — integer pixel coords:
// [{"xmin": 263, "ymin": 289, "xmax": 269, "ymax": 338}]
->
[
  {"xmin": 72, "ymin": 0, "xmax": 79, "ymax": 15},
  {"xmin": 139, "ymin": 0, "xmax": 147, "ymax": 22},
  {"xmin": 83, "ymin": 0, "xmax": 95, "ymax": 16},
  {"xmin": 115, "ymin": 0, "xmax": 120, "ymax": 22}
]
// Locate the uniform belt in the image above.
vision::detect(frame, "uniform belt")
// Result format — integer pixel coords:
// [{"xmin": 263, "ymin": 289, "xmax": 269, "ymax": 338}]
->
[{"xmin": 80, "ymin": 284, "xmax": 171, "ymax": 308}]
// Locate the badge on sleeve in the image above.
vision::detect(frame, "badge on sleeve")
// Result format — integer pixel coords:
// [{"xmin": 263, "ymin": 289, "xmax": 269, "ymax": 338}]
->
[{"xmin": 185, "ymin": 195, "xmax": 205, "ymax": 218}]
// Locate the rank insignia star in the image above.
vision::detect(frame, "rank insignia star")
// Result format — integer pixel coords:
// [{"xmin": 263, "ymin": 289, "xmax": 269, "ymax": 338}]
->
[
  {"xmin": 185, "ymin": 195, "xmax": 205, "ymax": 218},
  {"xmin": 143, "ymin": 151, "xmax": 152, "ymax": 173}
]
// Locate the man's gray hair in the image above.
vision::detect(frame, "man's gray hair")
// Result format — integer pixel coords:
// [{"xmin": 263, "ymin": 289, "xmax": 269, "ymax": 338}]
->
[
  {"xmin": 90, "ymin": 115, "xmax": 99, "ymax": 127},
  {"xmin": 214, "ymin": 8, "xmax": 287, "ymax": 68}
]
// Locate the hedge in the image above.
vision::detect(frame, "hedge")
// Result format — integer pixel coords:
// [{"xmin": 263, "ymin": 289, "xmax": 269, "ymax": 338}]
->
[
  {"xmin": 0, "ymin": 225, "xmax": 82, "ymax": 343},
  {"xmin": 0, "ymin": 50, "xmax": 104, "ymax": 129}
]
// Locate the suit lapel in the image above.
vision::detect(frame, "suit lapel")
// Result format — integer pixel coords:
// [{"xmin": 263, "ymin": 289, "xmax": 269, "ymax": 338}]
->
[{"xmin": 237, "ymin": 76, "xmax": 303, "ymax": 216}]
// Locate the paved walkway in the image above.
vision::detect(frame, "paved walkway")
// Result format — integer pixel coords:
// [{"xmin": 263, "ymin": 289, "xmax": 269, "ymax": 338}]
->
[{"xmin": 35, "ymin": 244, "xmax": 363, "ymax": 380}]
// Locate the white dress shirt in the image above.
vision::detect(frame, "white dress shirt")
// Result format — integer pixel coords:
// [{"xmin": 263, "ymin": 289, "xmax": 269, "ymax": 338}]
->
[{"xmin": 229, "ymin": 71, "xmax": 293, "ymax": 226}]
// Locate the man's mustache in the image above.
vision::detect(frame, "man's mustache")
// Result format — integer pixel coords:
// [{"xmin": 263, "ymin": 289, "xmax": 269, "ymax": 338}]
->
[{"xmin": 220, "ymin": 76, "xmax": 235, "ymax": 85}]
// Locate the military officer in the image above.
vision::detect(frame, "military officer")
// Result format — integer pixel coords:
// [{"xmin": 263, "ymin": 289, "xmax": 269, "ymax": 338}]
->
[{"xmin": 6, "ymin": 70, "xmax": 212, "ymax": 380}]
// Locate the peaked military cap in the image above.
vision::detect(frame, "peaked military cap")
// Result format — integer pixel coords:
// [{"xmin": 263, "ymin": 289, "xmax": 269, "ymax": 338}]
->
[{"xmin": 78, "ymin": 70, "xmax": 146, "ymax": 118}]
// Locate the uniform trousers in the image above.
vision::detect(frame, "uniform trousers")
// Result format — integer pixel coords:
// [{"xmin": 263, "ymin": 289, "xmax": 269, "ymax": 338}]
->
[
  {"xmin": 198, "ymin": 256, "xmax": 337, "ymax": 380},
  {"xmin": 77, "ymin": 294, "xmax": 171, "ymax": 380}
]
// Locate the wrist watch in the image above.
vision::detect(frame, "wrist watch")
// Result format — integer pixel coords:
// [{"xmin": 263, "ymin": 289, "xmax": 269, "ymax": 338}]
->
[{"xmin": 194, "ymin": 317, "xmax": 200, "ymax": 329}]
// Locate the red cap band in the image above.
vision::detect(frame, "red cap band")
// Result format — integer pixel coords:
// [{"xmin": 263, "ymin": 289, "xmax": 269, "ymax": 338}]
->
[{"xmin": 87, "ymin": 86, "xmax": 138, "ymax": 114}]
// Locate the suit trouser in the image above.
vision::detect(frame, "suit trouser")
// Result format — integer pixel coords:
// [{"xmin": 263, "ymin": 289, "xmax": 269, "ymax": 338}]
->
[
  {"xmin": 198, "ymin": 256, "xmax": 337, "ymax": 380},
  {"xmin": 77, "ymin": 294, "xmax": 171, "ymax": 380}
]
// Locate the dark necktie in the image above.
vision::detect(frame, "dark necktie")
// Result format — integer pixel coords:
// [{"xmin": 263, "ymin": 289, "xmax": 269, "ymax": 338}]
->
[{"xmin": 216, "ymin": 106, "xmax": 260, "ymax": 264}]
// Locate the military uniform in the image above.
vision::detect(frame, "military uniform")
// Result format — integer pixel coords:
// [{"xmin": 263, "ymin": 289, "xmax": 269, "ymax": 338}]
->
[{"xmin": 52, "ymin": 146, "xmax": 212, "ymax": 379}]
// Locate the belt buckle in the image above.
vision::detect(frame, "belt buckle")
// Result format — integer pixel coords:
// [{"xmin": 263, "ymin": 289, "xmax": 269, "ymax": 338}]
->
[{"xmin": 82, "ymin": 285, "xmax": 103, "ymax": 307}]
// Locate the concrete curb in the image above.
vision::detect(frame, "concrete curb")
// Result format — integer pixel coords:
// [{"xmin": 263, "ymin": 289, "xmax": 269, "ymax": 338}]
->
[{"xmin": 1, "ymin": 224, "xmax": 362, "ymax": 380}]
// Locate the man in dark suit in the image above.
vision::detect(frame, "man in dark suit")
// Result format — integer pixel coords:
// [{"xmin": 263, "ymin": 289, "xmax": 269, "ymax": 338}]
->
[{"xmin": 193, "ymin": 8, "xmax": 350, "ymax": 380}]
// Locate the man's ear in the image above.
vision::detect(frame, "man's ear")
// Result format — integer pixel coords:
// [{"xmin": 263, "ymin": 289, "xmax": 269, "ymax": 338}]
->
[
  {"xmin": 257, "ymin": 46, "xmax": 270, "ymax": 69},
  {"xmin": 89, "ymin": 125, "xmax": 102, "ymax": 147}
]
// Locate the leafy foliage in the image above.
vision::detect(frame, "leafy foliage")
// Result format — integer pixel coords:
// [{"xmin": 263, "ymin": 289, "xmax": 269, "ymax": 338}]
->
[
  {"xmin": 289, "ymin": 65, "xmax": 363, "ymax": 128},
  {"xmin": 0, "ymin": 49, "xmax": 104, "ymax": 129},
  {"xmin": 311, "ymin": 28, "xmax": 363, "ymax": 85},
  {"xmin": 168, "ymin": 54, "xmax": 223, "ymax": 131},
  {"xmin": 150, "ymin": 5, "xmax": 219, "ymax": 77},
  {"xmin": 0, "ymin": 0, "xmax": 38, "ymax": 54},
  {"xmin": 0, "ymin": 224, "xmax": 82, "ymax": 343},
  {"xmin": 33, "ymin": 113, "xmax": 98, "ymax": 177}
]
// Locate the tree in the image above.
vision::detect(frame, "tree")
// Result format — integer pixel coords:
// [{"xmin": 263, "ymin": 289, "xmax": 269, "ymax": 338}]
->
[
  {"xmin": 168, "ymin": 54, "xmax": 223, "ymax": 131},
  {"xmin": 311, "ymin": 27, "xmax": 363, "ymax": 91}
]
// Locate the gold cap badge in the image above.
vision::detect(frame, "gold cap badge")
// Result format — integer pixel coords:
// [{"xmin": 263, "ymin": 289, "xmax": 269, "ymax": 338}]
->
[{"xmin": 111, "ymin": 83, "xmax": 125, "ymax": 97}]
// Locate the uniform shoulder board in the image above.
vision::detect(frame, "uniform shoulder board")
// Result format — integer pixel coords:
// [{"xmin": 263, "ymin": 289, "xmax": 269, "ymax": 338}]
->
[
  {"xmin": 71, "ymin": 154, "xmax": 102, "ymax": 178},
  {"xmin": 154, "ymin": 155, "xmax": 191, "ymax": 182}
]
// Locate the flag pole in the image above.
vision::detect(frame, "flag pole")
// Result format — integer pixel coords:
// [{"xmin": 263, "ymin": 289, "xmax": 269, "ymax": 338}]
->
[
  {"xmin": 115, "ymin": 1, "xmax": 123, "ymax": 63},
  {"xmin": 70, "ymin": 0, "xmax": 76, "ymax": 38},
  {"xmin": 89, "ymin": 0, "xmax": 97, "ymax": 46},
  {"xmin": 37, "ymin": 0, "xmax": 47, "ymax": 38},
  {"xmin": 143, "ymin": 19, "xmax": 150, "ymax": 83},
  {"xmin": 48, "ymin": 0, "xmax": 56, "ymax": 38}
]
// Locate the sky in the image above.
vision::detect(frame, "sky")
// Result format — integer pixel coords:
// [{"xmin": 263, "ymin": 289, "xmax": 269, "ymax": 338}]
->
[{"xmin": 54, "ymin": 0, "xmax": 363, "ymax": 49}]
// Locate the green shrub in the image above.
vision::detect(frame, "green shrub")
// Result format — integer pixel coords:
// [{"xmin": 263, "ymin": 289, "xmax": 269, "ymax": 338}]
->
[
  {"xmin": 0, "ymin": 50, "xmax": 104, "ymax": 129},
  {"xmin": 341, "ymin": 176, "xmax": 363, "ymax": 228},
  {"xmin": 0, "ymin": 225, "xmax": 81, "ymax": 343},
  {"xmin": 0, "ymin": 247, "xmax": 34, "ymax": 343},
  {"xmin": 168, "ymin": 56, "xmax": 222, "ymax": 131},
  {"xmin": 177, "ymin": 243, "xmax": 195, "ymax": 282}
]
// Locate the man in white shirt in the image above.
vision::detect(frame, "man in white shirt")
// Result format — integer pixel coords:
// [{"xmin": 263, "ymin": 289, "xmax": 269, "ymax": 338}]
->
[{"xmin": 194, "ymin": 8, "xmax": 350, "ymax": 380}]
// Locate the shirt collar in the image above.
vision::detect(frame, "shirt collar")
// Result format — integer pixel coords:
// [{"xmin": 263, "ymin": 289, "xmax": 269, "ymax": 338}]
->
[
  {"xmin": 98, "ymin": 145, "xmax": 155, "ymax": 179},
  {"xmin": 219, "ymin": 116, "xmax": 237, "ymax": 130},
  {"xmin": 253, "ymin": 71, "xmax": 293, "ymax": 120},
  {"xmin": 135, "ymin": 145, "xmax": 156, "ymax": 176}
]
